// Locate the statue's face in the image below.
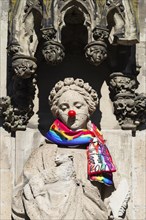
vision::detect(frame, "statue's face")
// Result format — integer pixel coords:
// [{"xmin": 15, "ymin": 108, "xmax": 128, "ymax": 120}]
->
[{"xmin": 58, "ymin": 90, "xmax": 89, "ymax": 130}]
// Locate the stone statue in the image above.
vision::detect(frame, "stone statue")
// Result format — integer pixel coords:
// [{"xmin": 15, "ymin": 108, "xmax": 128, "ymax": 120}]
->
[{"xmin": 12, "ymin": 78, "xmax": 129, "ymax": 220}]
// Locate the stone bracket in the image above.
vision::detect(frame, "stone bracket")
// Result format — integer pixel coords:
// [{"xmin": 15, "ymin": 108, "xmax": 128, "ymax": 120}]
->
[{"xmin": 108, "ymin": 72, "xmax": 146, "ymax": 130}]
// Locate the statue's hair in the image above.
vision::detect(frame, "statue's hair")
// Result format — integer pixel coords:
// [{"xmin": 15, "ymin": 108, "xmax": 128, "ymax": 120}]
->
[{"xmin": 49, "ymin": 78, "xmax": 98, "ymax": 116}]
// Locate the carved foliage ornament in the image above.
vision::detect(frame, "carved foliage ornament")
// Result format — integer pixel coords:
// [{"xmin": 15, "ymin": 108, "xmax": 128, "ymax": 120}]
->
[
  {"xmin": 41, "ymin": 27, "xmax": 57, "ymax": 41},
  {"xmin": 0, "ymin": 77, "xmax": 36, "ymax": 132},
  {"xmin": 109, "ymin": 72, "xmax": 146, "ymax": 130},
  {"xmin": 0, "ymin": 96, "xmax": 33, "ymax": 132},
  {"xmin": 85, "ymin": 41, "xmax": 107, "ymax": 66},
  {"xmin": 12, "ymin": 56, "xmax": 37, "ymax": 79},
  {"xmin": 109, "ymin": 73, "xmax": 139, "ymax": 98},
  {"xmin": 42, "ymin": 41, "xmax": 65, "ymax": 65}
]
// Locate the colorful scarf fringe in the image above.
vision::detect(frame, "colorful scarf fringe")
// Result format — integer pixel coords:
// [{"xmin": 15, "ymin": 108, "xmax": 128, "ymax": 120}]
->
[{"xmin": 46, "ymin": 119, "xmax": 116, "ymax": 185}]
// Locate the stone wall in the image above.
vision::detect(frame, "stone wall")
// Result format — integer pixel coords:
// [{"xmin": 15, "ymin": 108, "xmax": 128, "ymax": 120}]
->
[
  {"xmin": 0, "ymin": 1, "xmax": 12, "ymax": 219},
  {"xmin": 102, "ymin": 130, "xmax": 146, "ymax": 219},
  {"xmin": 0, "ymin": 0, "xmax": 146, "ymax": 219}
]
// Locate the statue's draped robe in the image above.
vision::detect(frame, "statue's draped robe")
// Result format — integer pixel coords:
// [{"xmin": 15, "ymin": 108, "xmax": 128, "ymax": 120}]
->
[{"xmin": 12, "ymin": 143, "xmax": 110, "ymax": 220}]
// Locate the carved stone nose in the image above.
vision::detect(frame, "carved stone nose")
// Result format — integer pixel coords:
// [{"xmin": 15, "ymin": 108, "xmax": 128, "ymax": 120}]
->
[{"xmin": 68, "ymin": 110, "xmax": 76, "ymax": 117}]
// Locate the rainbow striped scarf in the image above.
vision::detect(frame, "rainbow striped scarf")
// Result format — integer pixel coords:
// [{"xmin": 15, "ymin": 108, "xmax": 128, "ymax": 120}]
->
[{"xmin": 46, "ymin": 119, "xmax": 116, "ymax": 185}]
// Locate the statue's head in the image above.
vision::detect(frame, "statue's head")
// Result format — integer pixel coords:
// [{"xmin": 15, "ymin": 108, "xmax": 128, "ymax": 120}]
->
[{"xmin": 49, "ymin": 78, "xmax": 98, "ymax": 130}]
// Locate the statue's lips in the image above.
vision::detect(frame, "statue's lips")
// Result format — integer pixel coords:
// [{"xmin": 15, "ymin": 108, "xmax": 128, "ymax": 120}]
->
[
  {"xmin": 66, "ymin": 118, "xmax": 86, "ymax": 130},
  {"xmin": 66, "ymin": 117, "xmax": 82, "ymax": 129},
  {"xmin": 60, "ymin": 113, "xmax": 88, "ymax": 129},
  {"xmin": 67, "ymin": 117, "xmax": 76, "ymax": 124}
]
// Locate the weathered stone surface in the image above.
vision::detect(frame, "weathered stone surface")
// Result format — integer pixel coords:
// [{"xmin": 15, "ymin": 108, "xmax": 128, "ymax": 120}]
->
[
  {"xmin": 100, "ymin": 81, "xmax": 119, "ymax": 129},
  {"xmin": 102, "ymin": 130, "xmax": 132, "ymax": 187},
  {"xmin": 0, "ymin": 1, "xmax": 146, "ymax": 220},
  {"xmin": 0, "ymin": 3, "xmax": 12, "ymax": 220},
  {"xmin": 0, "ymin": 170, "xmax": 12, "ymax": 220},
  {"xmin": 102, "ymin": 130, "xmax": 146, "ymax": 220},
  {"xmin": 0, "ymin": 0, "xmax": 8, "ymax": 97},
  {"xmin": 131, "ymin": 131, "xmax": 146, "ymax": 219},
  {"xmin": 0, "ymin": 128, "xmax": 15, "ymax": 169},
  {"xmin": 15, "ymin": 129, "xmax": 45, "ymax": 183}
]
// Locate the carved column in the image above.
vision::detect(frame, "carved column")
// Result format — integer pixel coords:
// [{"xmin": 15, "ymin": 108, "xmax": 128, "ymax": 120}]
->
[
  {"xmin": 0, "ymin": 0, "xmax": 42, "ymax": 132},
  {"xmin": 8, "ymin": 0, "xmax": 41, "ymax": 78}
]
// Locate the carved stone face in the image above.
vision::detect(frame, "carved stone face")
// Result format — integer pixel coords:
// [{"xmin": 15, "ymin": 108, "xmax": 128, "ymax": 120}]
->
[
  {"xmin": 57, "ymin": 90, "xmax": 89, "ymax": 130},
  {"xmin": 85, "ymin": 45, "xmax": 107, "ymax": 66},
  {"xmin": 42, "ymin": 43, "xmax": 65, "ymax": 65}
]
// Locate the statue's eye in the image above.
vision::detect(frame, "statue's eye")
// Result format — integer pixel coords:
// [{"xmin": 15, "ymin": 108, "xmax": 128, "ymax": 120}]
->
[
  {"xmin": 74, "ymin": 102, "xmax": 83, "ymax": 109},
  {"xmin": 60, "ymin": 104, "xmax": 68, "ymax": 111}
]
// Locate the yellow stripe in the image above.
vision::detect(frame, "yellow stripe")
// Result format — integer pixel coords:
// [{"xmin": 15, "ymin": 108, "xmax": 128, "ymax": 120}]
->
[
  {"xmin": 130, "ymin": 0, "xmax": 138, "ymax": 20},
  {"xmin": 61, "ymin": 132, "xmax": 92, "ymax": 140},
  {"xmin": 96, "ymin": 0, "xmax": 106, "ymax": 6},
  {"xmin": 43, "ymin": 0, "xmax": 52, "ymax": 14},
  {"xmin": 9, "ymin": 0, "xmax": 17, "ymax": 23}
]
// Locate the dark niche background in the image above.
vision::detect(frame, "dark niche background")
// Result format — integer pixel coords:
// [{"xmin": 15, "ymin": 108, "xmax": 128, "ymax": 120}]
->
[{"xmin": 36, "ymin": 43, "xmax": 110, "ymax": 135}]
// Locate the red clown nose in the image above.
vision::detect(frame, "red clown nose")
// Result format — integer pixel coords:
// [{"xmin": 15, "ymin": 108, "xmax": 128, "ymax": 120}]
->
[{"xmin": 68, "ymin": 110, "xmax": 76, "ymax": 117}]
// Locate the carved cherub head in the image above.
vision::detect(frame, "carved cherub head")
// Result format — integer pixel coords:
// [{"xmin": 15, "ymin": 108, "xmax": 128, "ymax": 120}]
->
[{"xmin": 49, "ymin": 78, "xmax": 98, "ymax": 129}]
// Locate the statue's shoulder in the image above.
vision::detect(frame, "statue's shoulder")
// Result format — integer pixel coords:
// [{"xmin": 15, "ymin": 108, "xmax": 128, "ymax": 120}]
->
[
  {"xmin": 24, "ymin": 141, "xmax": 57, "ymax": 167},
  {"xmin": 39, "ymin": 139, "xmax": 57, "ymax": 149},
  {"xmin": 23, "ymin": 141, "xmax": 58, "ymax": 180},
  {"xmin": 29, "ymin": 141, "xmax": 58, "ymax": 160}
]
